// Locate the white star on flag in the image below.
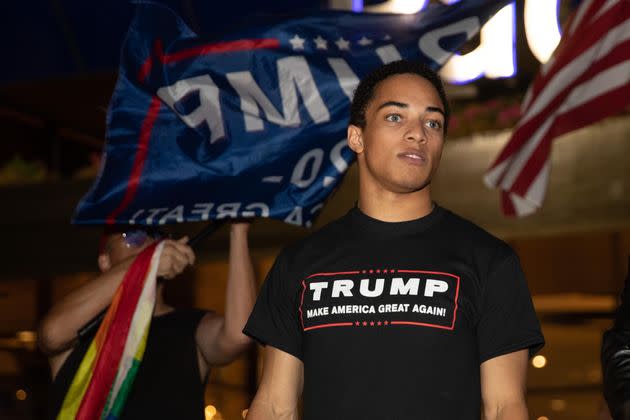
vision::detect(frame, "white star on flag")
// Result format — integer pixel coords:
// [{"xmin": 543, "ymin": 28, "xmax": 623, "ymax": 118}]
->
[
  {"xmin": 357, "ymin": 36, "xmax": 373, "ymax": 46},
  {"xmin": 384, "ymin": 34, "xmax": 392, "ymax": 40},
  {"xmin": 314, "ymin": 35, "xmax": 328, "ymax": 50},
  {"xmin": 289, "ymin": 34, "xmax": 305, "ymax": 50},
  {"xmin": 335, "ymin": 37, "xmax": 350, "ymax": 51}
]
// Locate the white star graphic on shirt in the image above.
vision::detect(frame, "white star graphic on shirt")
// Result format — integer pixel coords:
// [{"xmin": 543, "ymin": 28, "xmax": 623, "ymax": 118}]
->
[
  {"xmin": 314, "ymin": 35, "xmax": 328, "ymax": 50},
  {"xmin": 335, "ymin": 37, "xmax": 350, "ymax": 51},
  {"xmin": 383, "ymin": 34, "xmax": 392, "ymax": 41},
  {"xmin": 357, "ymin": 36, "xmax": 373, "ymax": 46},
  {"xmin": 289, "ymin": 34, "xmax": 305, "ymax": 50}
]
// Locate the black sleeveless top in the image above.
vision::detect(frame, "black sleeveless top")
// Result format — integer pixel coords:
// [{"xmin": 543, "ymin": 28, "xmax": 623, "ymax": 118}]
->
[{"xmin": 48, "ymin": 309, "xmax": 207, "ymax": 419}]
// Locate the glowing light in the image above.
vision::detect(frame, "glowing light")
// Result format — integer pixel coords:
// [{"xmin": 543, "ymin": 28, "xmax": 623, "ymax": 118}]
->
[
  {"xmin": 481, "ymin": 4, "xmax": 516, "ymax": 79},
  {"xmin": 242, "ymin": 409, "xmax": 249, "ymax": 418},
  {"xmin": 205, "ymin": 405, "xmax": 217, "ymax": 420},
  {"xmin": 16, "ymin": 389, "xmax": 27, "ymax": 401},
  {"xmin": 551, "ymin": 399, "xmax": 567, "ymax": 411},
  {"xmin": 16, "ymin": 330, "xmax": 37, "ymax": 343},
  {"xmin": 352, "ymin": 0, "xmax": 363, "ymax": 12},
  {"xmin": 354, "ymin": 0, "xmax": 564, "ymax": 82},
  {"xmin": 525, "ymin": 0, "xmax": 562, "ymax": 63},
  {"xmin": 537, "ymin": 417, "xmax": 549, "ymax": 420},
  {"xmin": 364, "ymin": 0, "xmax": 429, "ymax": 14},
  {"xmin": 440, "ymin": 3, "xmax": 516, "ymax": 83},
  {"xmin": 532, "ymin": 355, "xmax": 547, "ymax": 368}
]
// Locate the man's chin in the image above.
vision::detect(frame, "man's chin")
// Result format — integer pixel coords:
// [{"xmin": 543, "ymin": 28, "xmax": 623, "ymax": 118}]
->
[
  {"xmin": 404, "ymin": 174, "xmax": 432, "ymax": 190},
  {"xmin": 391, "ymin": 179, "xmax": 431, "ymax": 194}
]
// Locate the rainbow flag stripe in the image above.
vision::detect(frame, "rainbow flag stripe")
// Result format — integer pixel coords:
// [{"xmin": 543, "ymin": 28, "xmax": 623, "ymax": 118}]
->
[{"xmin": 57, "ymin": 241, "xmax": 164, "ymax": 420}]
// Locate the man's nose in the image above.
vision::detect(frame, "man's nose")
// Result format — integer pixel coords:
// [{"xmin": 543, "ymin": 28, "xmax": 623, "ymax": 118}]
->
[{"xmin": 405, "ymin": 121, "xmax": 426, "ymax": 143}]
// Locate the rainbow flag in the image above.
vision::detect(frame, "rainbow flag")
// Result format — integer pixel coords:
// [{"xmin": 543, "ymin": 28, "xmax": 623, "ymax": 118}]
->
[{"xmin": 57, "ymin": 241, "xmax": 165, "ymax": 420}]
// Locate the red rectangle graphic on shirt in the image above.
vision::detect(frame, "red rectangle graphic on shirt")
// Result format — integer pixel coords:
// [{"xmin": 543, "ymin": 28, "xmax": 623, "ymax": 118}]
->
[{"xmin": 299, "ymin": 269, "xmax": 460, "ymax": 332}]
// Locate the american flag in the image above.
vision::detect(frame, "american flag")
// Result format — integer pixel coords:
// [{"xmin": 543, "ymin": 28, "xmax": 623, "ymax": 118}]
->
[{"xmin": 484, "ymin": 0, "xmax": 630, "ymax": 217}]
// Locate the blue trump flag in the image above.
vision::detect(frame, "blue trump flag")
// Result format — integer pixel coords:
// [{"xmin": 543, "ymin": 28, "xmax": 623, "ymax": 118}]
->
[{"xmin": 73, "ymin": 0, "xmax": 511, "ymax": 227}]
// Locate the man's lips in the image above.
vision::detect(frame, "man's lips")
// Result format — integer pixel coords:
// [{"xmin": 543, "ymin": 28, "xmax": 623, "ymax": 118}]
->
[{"xmin": 397, "ymin": 149, "xmax": 427, "ymax": 165}]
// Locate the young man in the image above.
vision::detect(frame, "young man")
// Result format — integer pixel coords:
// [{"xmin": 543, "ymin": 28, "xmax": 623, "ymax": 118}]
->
[
  {"xmin": 244, "ymin": 60, "xmax": 544, "ymax": 420},
  {"xmin": 39, "ymin": 223, "xmax": 256, "ymax": 419}
]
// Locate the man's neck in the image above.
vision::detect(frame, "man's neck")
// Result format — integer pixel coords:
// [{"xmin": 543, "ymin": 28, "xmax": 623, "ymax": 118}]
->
[{"xmin": 357, "ymin": 184, "xmax": 434, "ymax": 222}]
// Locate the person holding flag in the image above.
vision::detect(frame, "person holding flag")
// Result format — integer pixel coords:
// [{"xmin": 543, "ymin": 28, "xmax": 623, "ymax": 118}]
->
[
  {"xmin": 39, "ymin": 222, "xmax": 256, "ymax": 419},
  {"xmin": 244, "ymin": 60, "xmax": 544, "ymax": 420}
]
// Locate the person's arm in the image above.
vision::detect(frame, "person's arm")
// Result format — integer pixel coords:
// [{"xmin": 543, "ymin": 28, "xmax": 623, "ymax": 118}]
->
[
  {"xmin": 247, "ymin": 346, "xmax": 303, "ymax": 419},
  {"xmin": 196, "ymin": 223, "xmax": 256, "ymax": 366},
  {"xmin": 38, "ymin": 238, "xmax": 194, "ymax": 374},
  {"xmin": 39, "ymin": 257, "xmax": 133, "ymax": 358},
  {"xmin": 480, "ymin": 350, "xmax": 529, "ymax": 420}
]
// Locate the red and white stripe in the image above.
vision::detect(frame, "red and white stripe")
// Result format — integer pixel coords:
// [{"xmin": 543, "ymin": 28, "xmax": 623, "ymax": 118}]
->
[{"xmin": 484, "ymin": 0, "xmax": 630, "ymax": 217}]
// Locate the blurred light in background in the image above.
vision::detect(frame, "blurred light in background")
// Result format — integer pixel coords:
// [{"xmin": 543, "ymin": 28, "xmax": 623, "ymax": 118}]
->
[
  {"xmin": 205, "ymin": 405, "xmax": 217, "ymax": 420},
  {"xmin": 440, "ymin": 3, "xmax": 516, "ymax": 83},
  {"xmin": 15, "ymin": 389, "xmax": 27, "ymax": 401},
  {"xmin": 551, "ymin": 399, "xmax": 567, "ymax": 411},
  {"xmin": 346, "ymin": 0, "xmax": 564, "ymax": 82},
  {"xmin": 364, "ymin": 0, "xmax": 429, "ymax": 14},
  {"xmin": 16, "ymin": 330, "xmax": 37, "ymax": 343},
  {"xmin": 352, "ymin": 0, "xmax": 363, "ymax": 12},
  {"xmin": 532, "ymin": 355, "xmax": 548, "ymax": 369},
  {"xmin": 525, "ymin": 0, "xmax": 562, "ymax": 63}
]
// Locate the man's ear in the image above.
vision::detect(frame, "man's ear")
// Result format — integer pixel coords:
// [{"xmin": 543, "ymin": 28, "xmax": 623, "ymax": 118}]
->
[
  {"xmin": 97, "ymin": 253, "xmax": 111, "ymax": 273},
  {"xmin": 347, "ymin": 124, "xmax": 364, "ymax": 154}
]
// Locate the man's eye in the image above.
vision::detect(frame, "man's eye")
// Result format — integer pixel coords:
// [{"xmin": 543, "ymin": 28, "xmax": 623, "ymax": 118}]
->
[
  {"xmin": 426, "ymin": 120, "xmax": 443, "ymax": 129},
  {"xmin": 386, "ymin": 114, "xmax": 402, "ymax": 122}
]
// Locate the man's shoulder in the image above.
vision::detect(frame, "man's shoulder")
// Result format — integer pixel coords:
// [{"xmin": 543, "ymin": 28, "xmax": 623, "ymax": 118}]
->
[
  {"xmin": 438, "ymin": 206, "xmax": 513, "ymax": 256},
  {"xmin": 283, "ymin": 211, "xmax": 351, "ymax": 253}
]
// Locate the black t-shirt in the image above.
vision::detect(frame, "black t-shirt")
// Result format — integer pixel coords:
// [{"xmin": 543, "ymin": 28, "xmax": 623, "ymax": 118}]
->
[
  {"xmin": 49, "ymin": 309, "xmax": 207, "ymax": 420},
  {"xmin": 244, "ymin": 205, "xmax": 544, "ymax": 420}
]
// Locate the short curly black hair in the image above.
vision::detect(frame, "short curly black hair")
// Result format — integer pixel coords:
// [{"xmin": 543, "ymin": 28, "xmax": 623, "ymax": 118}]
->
[{"xmin": 349, "ymin": 60, "xmax": 450, "ymax": 134}]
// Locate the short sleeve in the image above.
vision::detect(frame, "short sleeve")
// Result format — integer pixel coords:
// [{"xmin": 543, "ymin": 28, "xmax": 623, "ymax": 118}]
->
[
  {"xmin": 477, "ymin": 252, "xmax": 544, "ymax": 364},
  {"xmin": 243, "ymin": 251, "xmax": 303, "ymax": 360}
]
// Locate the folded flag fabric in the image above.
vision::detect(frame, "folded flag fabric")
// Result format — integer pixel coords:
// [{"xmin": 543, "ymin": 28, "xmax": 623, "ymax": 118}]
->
[
  {"xmin": 484, "ymin": 0, "xmax": 630, "ymax": 217},
  {"xmin": 57, "ymin": 241, "xmax": 164, "ymax": 420}
]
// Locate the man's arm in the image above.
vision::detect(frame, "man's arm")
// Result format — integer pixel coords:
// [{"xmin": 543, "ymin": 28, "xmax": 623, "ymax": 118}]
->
[
  {"xmin": 247, "ymin": 346, "xmax": 303, "ymax": 419},
  {"xmin": 38, "ymin": 238, "xmax": 194, "ymax": 377},
  {"xmin": 480, "ymin": 349, "xmax": 529, "ymax": 420},
  {"xmin": 196, "ymin": 223, "xmax": 256, "ymax": 367}
]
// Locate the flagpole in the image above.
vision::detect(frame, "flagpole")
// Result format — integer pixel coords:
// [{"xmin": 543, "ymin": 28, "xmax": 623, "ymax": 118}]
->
[
  {"xmin": 187, "ymin": 220, "xmax": 227, "ymax": 247},
  {"xmin": 77, "ymin": 220, "xmax": 228, "ymax": 339}
]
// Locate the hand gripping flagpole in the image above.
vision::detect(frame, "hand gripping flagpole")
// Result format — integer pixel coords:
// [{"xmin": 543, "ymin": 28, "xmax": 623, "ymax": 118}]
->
[{"xmin": 77, "ymin": 220, "xmax": 227, "ymax": 339}]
